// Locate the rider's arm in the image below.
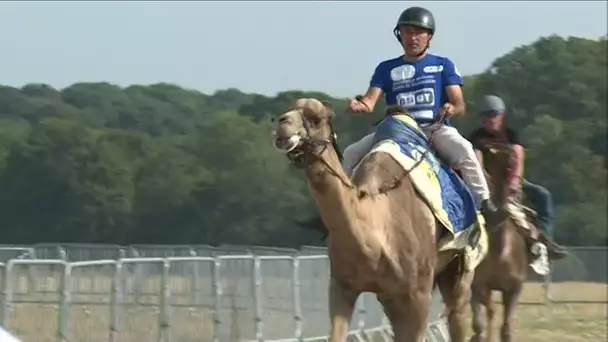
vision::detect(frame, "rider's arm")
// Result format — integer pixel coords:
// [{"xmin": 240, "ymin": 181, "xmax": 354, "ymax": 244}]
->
[
  {"xmin": 443, "ymin": 58, "xmax": 466, "ymax": 117},
  {"xmin": 508, "ymin": 129, "xmax": 526, "ymax": 189},
  {"xmin": 359, "ymin": 87, "xmax": 383, "ymax": 113},
  {"xmin": 358, "ymin": 63, "xmax": 387, "ymax": 113}
]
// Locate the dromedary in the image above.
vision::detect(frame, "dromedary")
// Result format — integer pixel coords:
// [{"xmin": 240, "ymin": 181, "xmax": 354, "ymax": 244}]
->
[
  {"xmin": 272, "ymin": 98, "xmax": 488, "ymax": 342},
  {"xmin": 469, "ymin": 143, "xmax": 546, "ymax": 342}
]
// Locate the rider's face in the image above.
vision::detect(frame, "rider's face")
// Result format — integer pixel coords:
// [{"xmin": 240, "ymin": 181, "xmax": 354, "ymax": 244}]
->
[
  {"xmin": 482, "ymin": 114, "xmax": 505, "ymax": 132},
  {"xmin": 399, "ymin": 26, "xmax": 432, "ymax": 56}
]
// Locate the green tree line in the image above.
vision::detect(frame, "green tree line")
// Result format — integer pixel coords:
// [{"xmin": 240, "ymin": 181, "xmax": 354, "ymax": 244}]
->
[{"xmin": 0, "ymin": 35, "xmax": 605, "ymax": 247}]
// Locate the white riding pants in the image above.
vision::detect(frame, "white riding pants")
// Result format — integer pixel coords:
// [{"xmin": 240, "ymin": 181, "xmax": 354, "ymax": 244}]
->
[{"xmin": 342, "ymin": 125, "xmax": 491, "ymax": 203}]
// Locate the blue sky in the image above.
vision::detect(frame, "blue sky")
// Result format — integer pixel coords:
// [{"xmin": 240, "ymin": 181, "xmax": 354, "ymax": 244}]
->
[{"xmin": 1, "ymin": 1, "xmax": 606, "ymax": 97}]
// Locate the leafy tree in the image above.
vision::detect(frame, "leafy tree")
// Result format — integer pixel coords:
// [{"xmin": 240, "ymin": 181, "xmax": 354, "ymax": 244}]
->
[{"xmin": 0, "ymin": 35, "xmax": 603, "ymax": 247}]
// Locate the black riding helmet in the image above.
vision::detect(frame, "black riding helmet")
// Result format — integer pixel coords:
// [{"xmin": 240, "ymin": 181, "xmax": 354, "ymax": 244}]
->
[{"xmin": 393, "ymin": 7, "xmax": 436, "ymax": 43}]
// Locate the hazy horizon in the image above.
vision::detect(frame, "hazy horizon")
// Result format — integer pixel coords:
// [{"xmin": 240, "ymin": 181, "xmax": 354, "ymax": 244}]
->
[{"xmin": 2, "ymin": 1, "xmax": 606, "ymax": 97}]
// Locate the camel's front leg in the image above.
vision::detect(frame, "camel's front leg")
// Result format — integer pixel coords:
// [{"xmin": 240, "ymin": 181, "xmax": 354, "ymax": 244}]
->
[{"xmin": 329, "ymin": 278, "xmax": 358, "ymax": 342}]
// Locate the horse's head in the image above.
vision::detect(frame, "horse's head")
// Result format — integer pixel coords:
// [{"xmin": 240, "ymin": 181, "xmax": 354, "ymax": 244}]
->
[
  {"xmin": 272, "ymin": 98, "xmax": 341, "ymax": 167},
  {"xmin": 481, "ymin": 142, "xmax": 515, "ymax": 206}
]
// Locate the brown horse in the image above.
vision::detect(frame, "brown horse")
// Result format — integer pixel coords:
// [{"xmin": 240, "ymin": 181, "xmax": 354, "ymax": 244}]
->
[
  {"xmin": 272, "ymin": 99, "xmax": 486, "ymax": 342},
  {"xmin": 469, "ymin": 143, "xmax": 540, "ymax": 342}
]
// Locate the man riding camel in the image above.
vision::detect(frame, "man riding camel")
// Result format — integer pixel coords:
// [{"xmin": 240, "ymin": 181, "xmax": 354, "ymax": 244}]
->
[
  {"xmin": 468, "ymin": 94, "xmax": 568, "ymax": 268},
  {"xmin": 297, "ymin": 6, "xmax": 503, "ymax": 236},
  {"xmin": 343, "ymin": 6, "xmax": 502, "ymax": 224}
]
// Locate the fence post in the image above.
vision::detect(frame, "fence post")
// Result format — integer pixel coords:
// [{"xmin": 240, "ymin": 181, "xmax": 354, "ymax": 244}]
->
[
  {"xmin": 292, "ymin": 257, "xmax": 303, "ymax": 342},
  {"xmin": 252, "ymin": 256, "xmax": 264, "ymax": 342},
  {"xmin": 212, "ymin": 257, "xmax": 222, "ymax": 342},
  {"xmin": 1, "ymin": 261, "xmax": 14, "ymax": 328},
  {"xmin": 158, "ymin": 259, "xmax": 172, "ymax": 342},
  {"xmin": 356, "ymin": 295, "xmax": 367, "ymax": 341},
  {"xmin": 190, "ymin": 249, "xmax": 201, "ymax": 305},
  {"xmin": 57, "ymin": 262, "xmax": 72, "ymax": 342},
  {"xmin": 110, "ymin": 259, "xmax": 123, "ymax": 342}
]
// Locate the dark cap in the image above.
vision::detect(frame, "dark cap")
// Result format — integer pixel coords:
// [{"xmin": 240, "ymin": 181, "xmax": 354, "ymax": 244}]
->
[{"xmin": 479, "ymin": 94, "xmax": 506, "ymax": 116}]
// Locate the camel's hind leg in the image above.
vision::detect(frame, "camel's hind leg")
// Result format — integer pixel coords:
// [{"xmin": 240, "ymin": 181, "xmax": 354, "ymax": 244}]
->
[
  {"xmin": 328, "ymin": 278, "xmax": 358, "ymax": 342},
  {"xmin": 437, "ymin": 255, "xmax": 474, "ymax": 342},
  {"xmin": 379, "ymin": 292, "xmax": 432, "ymax": 342},
  {"xmin": 470, "ymin": 287, "xmax": 494, "ymax": 342}
]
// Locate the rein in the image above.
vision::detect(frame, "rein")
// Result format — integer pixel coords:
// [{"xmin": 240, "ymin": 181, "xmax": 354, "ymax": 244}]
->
[{"xmin": 285, "ymin": 97, "xmax": 449, "ymax": 192}]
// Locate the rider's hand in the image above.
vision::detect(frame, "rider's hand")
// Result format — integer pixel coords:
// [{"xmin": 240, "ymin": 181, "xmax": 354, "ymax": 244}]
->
[
  {"xmin": 441, "ymin": 103, "xmax": 456, "ymax": 119},
  {"xmin": 347, "ymin": 97, "xmax": 369, "ymax": 114}
]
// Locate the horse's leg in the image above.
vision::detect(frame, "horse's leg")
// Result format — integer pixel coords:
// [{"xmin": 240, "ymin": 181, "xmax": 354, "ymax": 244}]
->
[
  {"xmin": 437, "ymin": 256, "xmax": 473, "ymax": 342},
  {"xmin": 500, "ymin": 284, "xmax": 522, "ymax": 342},
  {"xmin": 469, "ymin": 287, "xmax": 493, "ymax": 342},
  {"xmin": 470, "ymin": 287, "xmax": 484, "ymax": 342},
  {"xmin": 380, "ymin": 292, "xmax": 431, "ymax": 342},
  {"xmin": 328, "ymin": 277, "xmax": 358, "ymax": 342}
]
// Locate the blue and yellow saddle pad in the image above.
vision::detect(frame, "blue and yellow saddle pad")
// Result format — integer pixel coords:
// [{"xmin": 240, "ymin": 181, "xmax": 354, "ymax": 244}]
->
[{"xmin": 373, "ymin": 115, "xmax": 479, "ymax": 234}]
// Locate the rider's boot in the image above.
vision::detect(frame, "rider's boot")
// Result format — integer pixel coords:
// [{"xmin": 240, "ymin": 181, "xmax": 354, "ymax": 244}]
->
[
  {"xmin": 524, "ymin": 230, "xmax": 565, "ymax": 276},
  {"xmin": 537, "ymin": 232, "xmax": 568, "ymax": 260},
  {"xmin": 480, "ymin": 199, "xmax": 507, "ymax": 226},
  {"xmin": 529, "ymin": 241, "xmax": 550, "ymax": 276}
]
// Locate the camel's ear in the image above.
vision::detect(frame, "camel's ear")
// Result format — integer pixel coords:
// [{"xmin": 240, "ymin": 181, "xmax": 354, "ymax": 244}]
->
[{"xmin": 321, "ymin": 100, "xmax": 335, "ymax": 120}]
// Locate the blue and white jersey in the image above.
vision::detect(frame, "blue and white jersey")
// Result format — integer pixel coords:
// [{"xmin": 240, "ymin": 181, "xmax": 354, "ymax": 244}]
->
[{"xmin": 369, "ymin": 54, "xmax": 463, "ymax": 126}]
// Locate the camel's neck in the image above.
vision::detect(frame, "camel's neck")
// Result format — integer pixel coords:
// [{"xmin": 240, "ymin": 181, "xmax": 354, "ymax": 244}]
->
[{"xmin": 303, "ymin": 147, "xmax": 370, "ymax": 249}]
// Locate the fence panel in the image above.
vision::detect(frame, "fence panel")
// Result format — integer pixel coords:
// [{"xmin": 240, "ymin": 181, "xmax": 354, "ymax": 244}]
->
[
  {"xmin": 2, "ymin": 260, "xmax": 67, "ymax": 342},
  {"xmin": 165, "ymin": 257, "xmax": 216, "ymax": 342},
  {"xmin": 68, "ymin": 260, "xmax": 116, "ymax": 342},
  {"xmin": 3, "ymin": 244, "xmax": 603, "ymax": 341},
  {"xmin": 258, "ymin": 256, "xmax": 295, "ymax": 340},
  {"xmin": 546, "ymin": 247, "xmax": 608, "ymax": 304}
]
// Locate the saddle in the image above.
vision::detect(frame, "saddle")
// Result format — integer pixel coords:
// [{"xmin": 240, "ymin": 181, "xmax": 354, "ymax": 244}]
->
[{"xmin": 377, "ymin": 105, "xmax": 470, "ymax": 185}]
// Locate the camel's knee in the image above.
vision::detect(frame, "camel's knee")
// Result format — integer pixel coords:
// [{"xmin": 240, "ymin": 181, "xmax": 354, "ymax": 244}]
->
[
  {"xmin": 382, "ymin": 294, "xmax": 431, "ymax": 342},
  {"xmin": 438, "ymin": 259, "xmax": 473, "ymax": 309}
]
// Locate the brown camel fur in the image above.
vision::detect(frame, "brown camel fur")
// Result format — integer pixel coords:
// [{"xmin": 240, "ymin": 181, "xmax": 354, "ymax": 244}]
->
[
  {"xmin": 469, "ymin": 144, "xmax": 536, "ymax": 342},
  {"xmin": 272, "ymin": 98, "xmax": 480, "ymax": 342}
]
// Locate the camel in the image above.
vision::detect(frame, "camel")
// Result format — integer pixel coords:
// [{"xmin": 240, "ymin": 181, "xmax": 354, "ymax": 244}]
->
[
  {"xmin": 469, "ymin": 143, "xmax": 546, "ymax": 342},
  {"xmin": 271, "ymin": 98, "xmax": 488, "ymax": 342}
]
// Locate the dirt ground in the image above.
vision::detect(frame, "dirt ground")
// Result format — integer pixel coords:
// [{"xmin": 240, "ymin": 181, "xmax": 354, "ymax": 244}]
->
[{"xmin": 461, "ymin": 282, "xmax": 607, "ymax": 342}]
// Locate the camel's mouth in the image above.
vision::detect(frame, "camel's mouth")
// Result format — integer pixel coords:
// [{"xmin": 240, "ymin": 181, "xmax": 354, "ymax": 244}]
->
[{"xmin": 272, "ymin": 133, "xmax": 302, "ymax": 153}]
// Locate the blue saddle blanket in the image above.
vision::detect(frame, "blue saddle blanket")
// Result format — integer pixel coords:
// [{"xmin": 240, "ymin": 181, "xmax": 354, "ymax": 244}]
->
[{"xmin": 373, "ymin": 115, "xmax": 479, "ymax": 234}]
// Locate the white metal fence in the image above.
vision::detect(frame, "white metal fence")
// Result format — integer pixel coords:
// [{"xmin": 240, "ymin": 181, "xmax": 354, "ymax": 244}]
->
[
  {"xmin": 0, "ymin": 244, "xmax": 450, "ymax": 342},
  {"xmin": 0, "ymin": 243, "xmax": 604, "ymax": 342}
]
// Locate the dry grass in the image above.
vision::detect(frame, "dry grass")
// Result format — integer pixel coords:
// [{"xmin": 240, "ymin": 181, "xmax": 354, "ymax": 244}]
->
[
  {"xmin": 4, "ymin": 280, "xmax": 606, "ymax": 342},
  {"xmin": 462, "ymin": 282, "xmax": 608, "ymax": 342}
]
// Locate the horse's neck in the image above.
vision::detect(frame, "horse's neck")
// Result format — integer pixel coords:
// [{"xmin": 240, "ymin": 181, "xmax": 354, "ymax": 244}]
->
[
  {"xmin": 304, "ymin": 148, "xmax": 369, "ymax": 247},
  {"xmin": 486, "ymin": 169, "xmax": 510, "ymax": 208},
  {"xmin": 490, "ymin": 221, "xmax": 528, "ymax": 263}
]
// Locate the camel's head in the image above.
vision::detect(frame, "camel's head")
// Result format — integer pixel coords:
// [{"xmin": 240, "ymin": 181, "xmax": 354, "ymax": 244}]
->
[{"xmin": 272, "ymin": 98, "xmax": 339, "ymax": 166}]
